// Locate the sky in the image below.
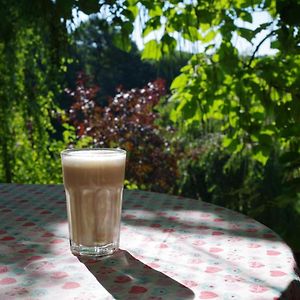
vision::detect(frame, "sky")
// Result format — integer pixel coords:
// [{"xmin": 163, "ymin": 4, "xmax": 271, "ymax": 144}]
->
[
  {"xmin": 73, "ymin": 8, "xmax": 277, "ymax": 57},
  {"xmin": 232, "ymin": 11, "xmax": 277, "ymax": 56}
]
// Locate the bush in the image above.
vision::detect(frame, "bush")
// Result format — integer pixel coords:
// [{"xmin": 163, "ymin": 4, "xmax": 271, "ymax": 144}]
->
[
  {"xmin": 176, "ymin": 131, "xmax": 300, "ymax": 250},
  {"xmin": 65, "ymin": 73, "xmax": 178, "ymax": 193}
]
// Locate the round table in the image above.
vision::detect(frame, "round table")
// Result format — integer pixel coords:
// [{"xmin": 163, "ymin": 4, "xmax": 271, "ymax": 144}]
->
[{"xmin": 0, "ymin": 184, "xmax": 299, "ymax": 299}]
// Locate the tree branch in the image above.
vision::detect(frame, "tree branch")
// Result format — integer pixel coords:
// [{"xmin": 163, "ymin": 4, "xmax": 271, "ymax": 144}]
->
[{"xmin": 247, "ymin": 30, "xmax": 277, "ymax": 68}]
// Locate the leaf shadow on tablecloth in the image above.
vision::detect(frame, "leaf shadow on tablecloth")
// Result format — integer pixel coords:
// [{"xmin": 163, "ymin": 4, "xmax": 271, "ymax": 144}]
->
[
  {"xmin": 122, "ymin": 190, "xmax": 281, "ymax": 241},
  {"xmin": 121, "ymin": 191, "xmax": 300, "ymax": 299},
  {"xmin": 79, "ymin": 249, "xmax": 195, "ymax": 300}
]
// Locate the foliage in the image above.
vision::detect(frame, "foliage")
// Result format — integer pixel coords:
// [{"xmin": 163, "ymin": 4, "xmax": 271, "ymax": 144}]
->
[
  {"xmin": 178, "ymin": 134, "xmax": 251, "ymax": 206},
  {"xmin": 176, "ymin": 131, "xmax": 300, "ymax": 250},
  {"xmin": 67, "ymin": 17, "xmax": 191, "ymax": 105},
  {"xmin": 163, "ymin": 2, "xmax": 300, "ymax": 247},
  {"xmin": 65, "ymin": 73, "xmax": 178, "ymax": 192},
  {"xmin": 0, "ymin": 2, "xmax": 68, "ymax": 184},
  {"xmin": 120, "ymin": 0, "xmax": 300, "ymax": 248},
  {"xmin": 72, "ymin": 1, "xmax": 299, "ymax": 233},
  {"xmin": 69, "ymin": 18, "xmax": 156, "ymax": 103},
  {"xmin": 169, "ymin": 51, "xmax": 300, "ymax": 221},
  {"xmin": 1, "ymin": 0, "xmax": 300, "ymax": 250}
]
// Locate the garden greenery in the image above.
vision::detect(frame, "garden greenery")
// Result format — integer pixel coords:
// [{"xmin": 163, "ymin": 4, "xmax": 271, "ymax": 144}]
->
[{"xmin": 0, "ymin": 0, "xmax": 299, "ymax": 248}]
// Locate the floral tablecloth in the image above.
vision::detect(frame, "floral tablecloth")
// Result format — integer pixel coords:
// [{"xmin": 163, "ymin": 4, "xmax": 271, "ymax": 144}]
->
[{"xmin": 0, "ymin": 184, "xmax": 299, "ymax": 300}]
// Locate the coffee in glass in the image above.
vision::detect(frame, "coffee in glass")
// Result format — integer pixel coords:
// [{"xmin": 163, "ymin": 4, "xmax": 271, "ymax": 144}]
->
[{"xmin": 61, "ymin": 148, "xmax": 126, "ymax": 257}]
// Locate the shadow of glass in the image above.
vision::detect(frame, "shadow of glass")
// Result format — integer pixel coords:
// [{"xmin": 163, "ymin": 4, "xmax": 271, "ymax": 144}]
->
[
  {"xmin": 1, "ymin": 184, "xmax": 298, "ymax": 299},
  {"xmin": 79, "ymin": 249, "xmax": 195, "ymax": 300}
]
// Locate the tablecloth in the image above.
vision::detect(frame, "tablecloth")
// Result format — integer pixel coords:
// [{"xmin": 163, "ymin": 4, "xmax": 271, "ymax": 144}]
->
[{"xmin": 0, "ymin": 184, "xmax": 299, "ymax": 299}]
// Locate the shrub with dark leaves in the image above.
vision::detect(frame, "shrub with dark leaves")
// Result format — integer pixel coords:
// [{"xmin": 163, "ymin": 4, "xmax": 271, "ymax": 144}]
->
[{"xmin": 65, "ymin": 73, "xmax": 178, "ymax": 193}]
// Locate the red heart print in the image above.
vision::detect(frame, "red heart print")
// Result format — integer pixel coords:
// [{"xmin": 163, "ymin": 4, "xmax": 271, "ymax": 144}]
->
[
  {"xmin": 26, "ymin": 256, "xmax": 43, "ymax": 262},
  {"xmin": 50, "ymin": 239, "xmax": 64, "ymax": 244},
  {"xmin": 205, "ymin": 266, "xmax": 222, "ymax": 273},
  {"xmin": 212, "ymin": 231, "xmax": 224, "ymax": 236},
  {"xmin": 213, "ymin": 218, "xmax": 224, "ymax": 222},
  {"xmin": 199, "ymin": 291, "xmax": 218, "ymax": 298},
  {"xmin": 0, "ymin": 236, "xmax": 15, "ymax": 241},
  {"xmin": 0, "ymin": 266, "xmax": 8, "ymax": 273},
  {"xmin": 267, "ymin": 250, "xmax": 281, "ymax": 256},
  {"xmin": 129, "ymin": 286, "xmax": 148, "ymax": 294},
  {"xmin": 62, "ymin": 282, "xmax": 80, "ymax": 289},
  {"xmin": 248, "ymin": 243, "xmax": 261, "ymax": 248},
  {"xmin": 22, "ymin": 222, "xmax": 35, "ymax": 227},
  {"xmin": 114, "ymin": 275, "xmax": 132, "ymax": 283},
  {"xmin": 270, "ymin": 270, "xmax": 286, "ymax": 277},
  {"xmin": 250, "ymin": 285, "xmax": 269, "ymax": 293},
  {"xmin": 51, "ymin": 272, "xmax": 68, "ymax": 279},
  {"xmin": 42, "ymin": 232, "xmax": 54, "ymax": 238},
  {"xmin": 18, "ymin": 249, "xmax": 35, "ymax": 254},
  {"xmin": 0, "ymin": 278, "xmax": 16, "ymax": 285},
  {"xmin": 263, "ymin": 233, "xmax": 275, "ymax": 238},
  {"xmin": 209, "ymin": 247, "xmax": 223, "ymax": 253}
]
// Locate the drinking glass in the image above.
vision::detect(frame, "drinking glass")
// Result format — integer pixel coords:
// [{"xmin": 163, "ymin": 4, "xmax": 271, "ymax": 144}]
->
[{"xmin": 61, "ymin": 148, "xmax": 126, "ymax": 257}]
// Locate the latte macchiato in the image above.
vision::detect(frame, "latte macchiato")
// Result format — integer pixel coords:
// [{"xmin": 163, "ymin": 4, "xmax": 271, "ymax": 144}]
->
[{"xmin": 61, "ymin": 149, "xmax": 126, "ymax": 257}]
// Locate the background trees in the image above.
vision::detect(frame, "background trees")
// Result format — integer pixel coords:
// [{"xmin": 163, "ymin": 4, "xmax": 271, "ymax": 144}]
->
[
  {"xmin": 0, "ymin": 0, "xmax": 69, "ymax": 183},
  {"xmin": 68, "ymin": 18, "xmax": 156, "ymax": 103}
]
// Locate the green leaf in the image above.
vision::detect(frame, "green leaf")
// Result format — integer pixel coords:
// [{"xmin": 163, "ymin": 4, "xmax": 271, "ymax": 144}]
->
[
  {"xmin": 239, "ymin": 10, "xmax": 252, "ymax": 23},
  {"xmin": 141, "ymin": 40, "xmax": 162, "ymax": 60},
  {"xmin": 170, "ymin": 93, "xmax": 192, "ymax": 121},
  {"xmin": 185, "ymin": 26, "xmax": 202, "ymax": 42},
  {"xmin": 280, "ymin": 124, "xmax": 300, "ymax": 138},
  {"xmin": 112, "ymin": 33, "xmax": 132, "ymax": 52},
  {"xmin": 143, "ymin": 16, "xmax": 161, "ymax": 37},
  {"xmin": 128, "ymin": 6, "xmax": 139, "ymax": 18},
  {"xmin": 258, "ymin": 134, "xmax": 273, "ymax": 147},
  {"xmin": 56, "ymin": 0, "xmax": 74, "ymax": 19},
  {"xmin": 201, "ymin": 30, "xmax": 217, "ymax": 43},
  {"xmin": 123, "ymin": 8, "xmax": 137, "ymax": 21},
  {"xmin": 218, "ymin": 42, "xmax": 239, "ymax": 72},
  {"xmin": 237, "ymin": 27, "xmax": 255, "ymax": 43},
  {"xmin": 142, "ymin": 26, "xmax": 154, "ymax": 38},
  {"xmin": 197, "ymin": 9, "xmax": 213, "ymax": 24},
  {"xmin": 149, "ymin": 6, "xmax": 162, "ymax": 17},
  {"xmin": 253, "ymin": 151, "xmax": 268, "ymax": 165},
  {"xmin": 253, "ymin": 22, "xmax": 272, "ymax": 35},
  {"xmin": 170, "ymin": 74, "xmax": 188, "ymax": 90},
  {"xmin": 200, "ymin": 23, "xmax": 211, "ymax": 31},
  {"xmin": 77, "ymin": 0, "xmax": 100, "ymax": 15},
  {"xmin": 211, "ymin": 53, "xmax": 219, "ymax": 63},
  {"xmin": 126, "ymin": 0, "xmax": 138, "ymax": 5},
  {"xmin": 222, "ymin": 136, "xmax": 233, "ymax": 147},
  {"xmin": 182, "ymin": 99, "xmax": 197, "ymax": 119},
  {"xmin": 180, "ymin": 64, "xmax": 191, "ymax": 72},
  {"xmin": 122, "ymin": 21, "xmax": 134, "ymax": 34},
  {"xmin": 279, "ymin": 152, "xmax": 300, "ymax": 164},
  {"xmin": 270, "ymin": 40, "xmax": 280, "ymax": 49},
  {"xmin": 161, "ymin": 34, "xmax": 177, "ymax": 54},
  {"xmin": 226, "ymin": 138, "xmax": 240, "ymax": 152}
]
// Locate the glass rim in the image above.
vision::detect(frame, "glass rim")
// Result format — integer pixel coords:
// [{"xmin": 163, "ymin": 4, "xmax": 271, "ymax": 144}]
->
[{"xmin": 61, "ymin": 148, "xmax": 126, "ymax": 157}]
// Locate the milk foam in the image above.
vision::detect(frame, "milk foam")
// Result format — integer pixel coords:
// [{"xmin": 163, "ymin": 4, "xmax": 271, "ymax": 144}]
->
[{"xmin": 62, "ymin": 150, "xmax": 126, "ymax": 167}]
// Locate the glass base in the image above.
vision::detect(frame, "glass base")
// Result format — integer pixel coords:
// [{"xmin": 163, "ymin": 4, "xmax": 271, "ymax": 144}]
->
[{"xmin": 70, "ymin": 240, "xmax": 118, "ymax": 257}]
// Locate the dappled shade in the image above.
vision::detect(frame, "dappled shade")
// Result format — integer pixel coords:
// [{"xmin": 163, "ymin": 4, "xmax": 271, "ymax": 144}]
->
[{"xmin": 0, "ymin": 184, "xmax": 299, "ymax": 299}]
